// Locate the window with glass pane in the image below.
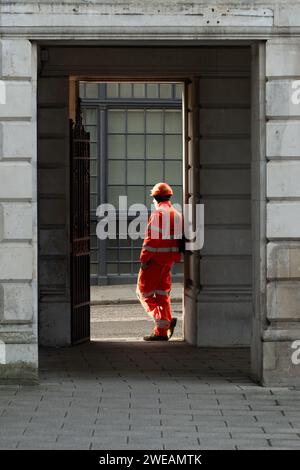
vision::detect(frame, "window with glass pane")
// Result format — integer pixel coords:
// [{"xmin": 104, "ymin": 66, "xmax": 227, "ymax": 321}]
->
[
  {"xmin": 146, "ymin": 110, "xmax": 163, "ymax": 133},
  {"xmin": 80, "ymin": 82, "xmax": 183, "ymax": 283},
  {"xmin": 146, "ymin": 135, "xmax": 164, "ymax": 159},
  {"xmin": 128, "ymin": 110, "xmax": 144, "ymax": 133},
  {"xmin": 120, "ymin": 83, "xmax": 132, "ymax": 98},
  {"xmin": 127, "ymin": 135, "xmax": 144, "ymax": 159},
  {"xmin": 106, "ymin": 83, "xmax": 119, "ymax": 98},
  {"xmin": 165, "ymin": 110, "xmax": 182, "ymax": 134},
  {"xmin": 108, "ymin": 135, "xmax": 126, "ymax": 159},
  {"xmin": 90, "ymin": 221, "xmax": 98, "ymax": 276},
  {"xmin": 127, "ymin": 161, "xmax": 145, "ymax": 185},
  {"xmin": 107, "ymin": 110, "xmax": 126, "ymax": 133},
  {"xmin": 85, "ymin": 83, "xmax": 99, "ymax": 99},
  {"xmin": 159, "ymin": 83, "xmax": 172, "ymax": 99},
  {"xmin": 147, "ymin": 83, "xmax": 159, "ymax": 98},
  {"xmin": 165, "ymin": 134, "xmax": 182, "ymax": 159},
  {"xmin": 133, "ymin": 83, "xmax": 145, "ymax": 98}
]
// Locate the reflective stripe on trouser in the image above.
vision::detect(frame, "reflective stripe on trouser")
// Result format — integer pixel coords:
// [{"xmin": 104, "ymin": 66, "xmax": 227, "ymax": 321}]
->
[
  {"xmin": 137, "ymin": 261, "xmax": 173, "ymax": 337},
  {"xmin": 136, "ymin": 288, "xmax": 172, "ymax": 335}
]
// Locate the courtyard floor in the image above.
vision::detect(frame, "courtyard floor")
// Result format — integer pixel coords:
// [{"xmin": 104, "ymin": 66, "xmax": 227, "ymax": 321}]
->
[{"xmin": 1, "ymin": 341, "xmax": 300, "ymax": 450}]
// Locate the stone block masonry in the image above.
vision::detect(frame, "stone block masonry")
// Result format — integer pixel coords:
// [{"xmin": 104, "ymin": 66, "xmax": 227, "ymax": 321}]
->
[
  {"xmin": 0, "ymin": 39, "xmax": 38, "ymax": 380},
  {"xmin": 264, "ymin": 38, "xmax": 300, "ymax": 385}
]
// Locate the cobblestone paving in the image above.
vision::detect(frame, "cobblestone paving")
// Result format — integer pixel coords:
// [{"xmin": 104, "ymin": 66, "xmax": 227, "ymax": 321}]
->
[{"xmin": 1, "ymin": 342, "xmax": 300, "ymax": 450}]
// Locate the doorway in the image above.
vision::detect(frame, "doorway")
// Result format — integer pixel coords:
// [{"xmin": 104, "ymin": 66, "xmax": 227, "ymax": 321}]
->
[
  {"xmin": 80, "ymin": 81, "xmax": 184, "ymax": 285},
  {"xmin": 37, "ymin": 45, "xmax": 253, "ymax": 357},
  {"xmin": 78, "ymin": 80, "xmax": 184, "ymax": 341}
]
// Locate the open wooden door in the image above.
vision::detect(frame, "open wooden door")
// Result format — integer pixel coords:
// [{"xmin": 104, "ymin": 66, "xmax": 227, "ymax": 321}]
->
[
  {"xmin": 183, "ymin": 77, "xmax": 201, "ymax": 345},
  {"xmin": 69, "ymin": 97, "xmax": 91, "ymax": 345}
]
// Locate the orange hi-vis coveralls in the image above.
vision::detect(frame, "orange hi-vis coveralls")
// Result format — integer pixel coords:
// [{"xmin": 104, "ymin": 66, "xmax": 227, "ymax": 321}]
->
[{"xmin": 137, "ymin": 201, "xmax": 182, "ymax": 337}]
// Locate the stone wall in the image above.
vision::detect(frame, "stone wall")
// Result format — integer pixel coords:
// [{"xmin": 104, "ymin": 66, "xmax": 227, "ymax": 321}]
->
[
  {"xmin": 197, "ymin": 53, "xmax": 252, "ymax": 347},
  {"xmin": 0, "ymin": 39, "xmax": 38, "ymax": 380},
  {"xmin": 263, "ymin": 39, "xmax": 300, "ymax": 385},
  {"xmin": 39, "ymin": 46, "xmax": 252, "ymax": 348},
  {"xmin": 0, "ymin": 1, "xmax": 300, "ymax": 385}
]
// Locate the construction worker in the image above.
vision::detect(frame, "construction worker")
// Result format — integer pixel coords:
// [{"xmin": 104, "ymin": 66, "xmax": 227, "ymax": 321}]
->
[{"xmin": 136, "ymin": 182, "xmax": 182, "ymax": 341}]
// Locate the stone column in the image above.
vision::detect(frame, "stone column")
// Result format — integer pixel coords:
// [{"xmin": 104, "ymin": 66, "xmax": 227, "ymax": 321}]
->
[
  {"xmin": 263, "ymin": 38, "xmax": 300, "ymax": 385},
  {"xmin": 0, "ymin": 39, "xmax": 38, "ymax": 380}
]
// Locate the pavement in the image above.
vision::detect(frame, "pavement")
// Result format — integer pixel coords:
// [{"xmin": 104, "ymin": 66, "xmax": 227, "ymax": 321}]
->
[
  {"xmin": 91, "ymin": 302, "xmax": 183, "ymax": 341},
  {"xmin": 90, "ymin": 283, "xmax": 183, "ymax": 341},
  {"xmin": 1, "ymin": 342, "xmax": 300, "ymax": 450},
  {"xmin": 1, "ymin": 285, "xmax": 300, "ymax": 450}
]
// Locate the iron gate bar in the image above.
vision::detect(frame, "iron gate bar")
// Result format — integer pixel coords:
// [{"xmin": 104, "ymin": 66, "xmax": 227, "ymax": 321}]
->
[{"xmin": 70, "ymin": 98, "xmax": 91, "ymax": 345}]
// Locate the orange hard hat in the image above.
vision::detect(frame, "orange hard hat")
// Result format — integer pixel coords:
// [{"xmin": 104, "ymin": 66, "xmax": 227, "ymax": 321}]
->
[{"xmin": 150, "ymin": 182, "xmax": 173, "ymax": 197}]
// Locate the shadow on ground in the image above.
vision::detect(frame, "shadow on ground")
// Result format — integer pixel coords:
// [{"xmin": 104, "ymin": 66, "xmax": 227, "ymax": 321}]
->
[
  {"xmin": 2, "ymin": 344, "xmax": 300, "ymax": 449},
  {"xmin": 40, "ymin": 341, "xmax": 251, "ymax": 384}
]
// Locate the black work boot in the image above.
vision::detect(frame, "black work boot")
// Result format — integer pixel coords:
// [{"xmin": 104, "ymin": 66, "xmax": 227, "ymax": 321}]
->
[
  {"xmin": 167, "ymin": 317, "xmax": 177, "ymax": 339},
  {"xmin": 143, "ymin": 334, "xmax": 169, "ymax": 342}
]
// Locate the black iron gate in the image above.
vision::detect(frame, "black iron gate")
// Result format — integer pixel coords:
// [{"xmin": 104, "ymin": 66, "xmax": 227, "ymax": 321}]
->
[{"xmin": 70, "ymin": 100, "xmax": 91, "ymax": 345}]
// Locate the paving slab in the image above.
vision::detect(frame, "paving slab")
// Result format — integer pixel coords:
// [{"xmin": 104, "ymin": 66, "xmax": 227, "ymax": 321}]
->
[{"xmin": 0, "ymin": 342, "xmax": 300, "ymax": 450}]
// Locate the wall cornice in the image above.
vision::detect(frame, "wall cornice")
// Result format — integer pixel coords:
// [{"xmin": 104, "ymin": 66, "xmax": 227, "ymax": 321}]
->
[{"xmin": 1, "ymin": 2, "xmax": 300, "ymax": 40}]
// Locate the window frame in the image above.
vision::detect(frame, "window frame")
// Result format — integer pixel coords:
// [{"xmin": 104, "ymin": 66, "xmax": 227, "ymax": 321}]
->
[{"xmin": 81, "ymin": 85, "xmax": 183, "ymax": 285}]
